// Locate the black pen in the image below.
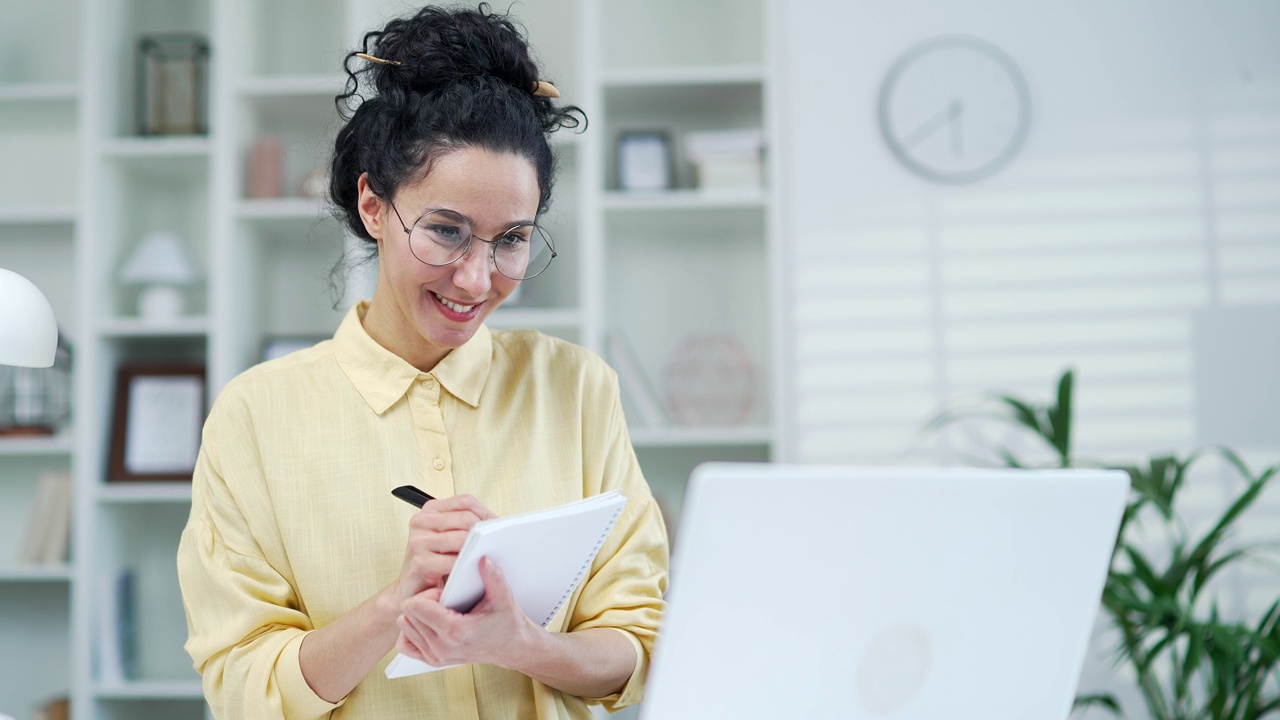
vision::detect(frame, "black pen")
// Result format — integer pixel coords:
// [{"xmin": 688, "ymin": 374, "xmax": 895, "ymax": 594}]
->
[{"xmin": 392, "ymin": 484, "xmax": 436, "ymax": 508}]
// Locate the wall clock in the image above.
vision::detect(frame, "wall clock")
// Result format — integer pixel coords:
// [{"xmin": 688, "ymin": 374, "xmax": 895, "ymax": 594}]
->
[{"xmin": 878, "ymin": 35, "xmax": 1031, "ymax": 184}]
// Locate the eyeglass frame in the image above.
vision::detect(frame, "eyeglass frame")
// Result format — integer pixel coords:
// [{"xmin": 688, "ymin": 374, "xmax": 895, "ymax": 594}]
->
[{"xmin": 389, "ymin": 201, "xmax": 557, "ymax": 281}]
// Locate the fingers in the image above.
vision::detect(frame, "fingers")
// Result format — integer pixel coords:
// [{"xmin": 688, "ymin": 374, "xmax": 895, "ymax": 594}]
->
[
  {"xmin": 446, "ymin": 493, "xmax": 497, "ymax": 521},
  {"xmin": 477, "ymin": 557, "xmax": 510, "ymax": 607},
  {"xmin": 400, "ymin": 495, "xmax": 495, "ymax": 594},
  {"xmin": 405, "ymin": 528, "xmax": 470, "ymax": 555},
  {"xmin": 397, "ymin": 613, "xmax": 444, "ymax": 665},
  {"xmin": 398, "ymin": 588, "xmax": 455, "ymax": 666},
  {"xmin": 410, "ymin": 494, "xmax": 496, "ymax": 529}
]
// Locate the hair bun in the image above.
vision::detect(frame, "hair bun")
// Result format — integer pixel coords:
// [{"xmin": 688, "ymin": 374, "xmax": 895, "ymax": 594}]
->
[{"xmin": 359, "ymin": 4, "xmax": 542, "ymax": 105}]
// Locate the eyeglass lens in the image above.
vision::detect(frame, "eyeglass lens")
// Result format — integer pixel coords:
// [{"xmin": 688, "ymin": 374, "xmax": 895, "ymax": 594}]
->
[{"xmin": 408, "ymin": 209, "xmax": 554, "ymax": 281}]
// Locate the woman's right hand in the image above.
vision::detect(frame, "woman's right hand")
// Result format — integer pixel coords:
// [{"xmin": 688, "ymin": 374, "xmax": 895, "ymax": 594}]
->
[{"xmin": 398, "ymin": 494, "xmax": 496, "ymax": 602}]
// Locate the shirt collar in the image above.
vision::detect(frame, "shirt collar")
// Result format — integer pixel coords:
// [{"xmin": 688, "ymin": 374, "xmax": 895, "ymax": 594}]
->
[{"xmin": 333, "ymin": 301, "xmax": 492, "ymax": 414}]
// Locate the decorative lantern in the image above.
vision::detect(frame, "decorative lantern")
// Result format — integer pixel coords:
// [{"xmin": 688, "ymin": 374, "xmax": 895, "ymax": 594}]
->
[
  {"xmin": 0, "ymin": 333, "xmax": 72, "ymax": 436},
  {"xmin": 136, "ymin": 33, "xmax": 210, "ymax": 136}
]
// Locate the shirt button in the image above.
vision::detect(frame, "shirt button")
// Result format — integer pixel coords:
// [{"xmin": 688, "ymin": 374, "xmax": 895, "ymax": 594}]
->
[
  {"xmin": 424, "ymin": 377, "xmax": 437, "ymax": 390},
  {"xmin": 433, "ymin": 457, "xmax": 446, "ymax": 471}
]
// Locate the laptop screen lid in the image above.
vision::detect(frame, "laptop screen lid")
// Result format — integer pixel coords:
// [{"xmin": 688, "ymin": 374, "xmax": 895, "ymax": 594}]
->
[{"xmin": 640, "ymin": 463, "xmax": 1128, "ymax": 720}]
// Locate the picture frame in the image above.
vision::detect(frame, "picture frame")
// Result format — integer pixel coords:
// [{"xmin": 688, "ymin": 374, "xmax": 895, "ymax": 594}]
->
[
  {"xmin": 108, "ymin": 364, "xmax": 206, "ymax": 482},
  {"xmin": 259, "ymin": 334, "xmax": 328, "ymax": 363},
  {"xmin": 616, "ymin": 130, "xmax": 674, "ymax": 191}
]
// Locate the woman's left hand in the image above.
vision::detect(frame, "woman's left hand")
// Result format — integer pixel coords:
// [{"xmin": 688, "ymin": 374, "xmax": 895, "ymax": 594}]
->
[{"xmin": 396, "ymin": 556, "xmax": 539, "ymax": 669}]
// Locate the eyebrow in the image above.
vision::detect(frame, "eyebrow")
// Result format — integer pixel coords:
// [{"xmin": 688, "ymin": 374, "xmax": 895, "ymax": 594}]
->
[{"xmin": 419, "ymin": 206, "xmax": 537, "ymax": 230}]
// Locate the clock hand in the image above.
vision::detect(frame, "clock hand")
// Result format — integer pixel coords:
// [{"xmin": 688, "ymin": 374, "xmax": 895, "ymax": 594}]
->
[
  {"xmin": 902, "ymin": 104, "xmax": 953, "ymax": 149},
  {"xmin": 949, "ymin": 99, "xmax": 963, "ymax": 157}
]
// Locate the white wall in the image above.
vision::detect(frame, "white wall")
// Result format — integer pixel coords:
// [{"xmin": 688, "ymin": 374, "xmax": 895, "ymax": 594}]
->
[{"xmin": 775, "ymin": 0, "xmax": 1280, "ymax": 715}]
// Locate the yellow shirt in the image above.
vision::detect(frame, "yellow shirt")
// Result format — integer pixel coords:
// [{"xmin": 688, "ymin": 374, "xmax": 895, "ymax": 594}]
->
[{"xmin": 177, "ymin": 302, "xmax": 669, "ymax": 720}]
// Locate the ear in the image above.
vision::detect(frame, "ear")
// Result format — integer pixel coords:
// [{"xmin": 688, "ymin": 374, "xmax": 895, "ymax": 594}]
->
[{"xmin": 356, "ymin": 172, "xmax": 389, "ymax": 241}]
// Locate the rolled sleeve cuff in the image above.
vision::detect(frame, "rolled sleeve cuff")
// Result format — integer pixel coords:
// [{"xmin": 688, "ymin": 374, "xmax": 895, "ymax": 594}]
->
[
  {"xmin": 588, "ymin": 628, "xmax": 648, "ymax": 712},
  {"xmin": 278, "ymin": 632, "xmax": 346, "ymax": 719}
]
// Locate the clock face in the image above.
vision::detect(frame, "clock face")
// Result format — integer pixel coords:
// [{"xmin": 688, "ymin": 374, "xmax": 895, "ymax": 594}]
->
[{"xmin": 878, "ymin": 35, "xmax": 1031, "ymax": 184}]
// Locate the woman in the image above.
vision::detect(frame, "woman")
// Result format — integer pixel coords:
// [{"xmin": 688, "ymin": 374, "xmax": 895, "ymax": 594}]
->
[{"xmin": 176, "ymin": 6, "xmax": 669, "ymax": 719}]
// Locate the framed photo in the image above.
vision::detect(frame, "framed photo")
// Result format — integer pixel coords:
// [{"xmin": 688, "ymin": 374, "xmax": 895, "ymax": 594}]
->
[
  {"xmin": 616, "ymin": 130, "xmax": 674, "ymax": 191},
  {"xmin": 260, "ymin": 335, "xmax": 328, "ymax": 363},
  {"xmin": 108, "ymin": 364, "xmax": 206, "ymax": 482}
]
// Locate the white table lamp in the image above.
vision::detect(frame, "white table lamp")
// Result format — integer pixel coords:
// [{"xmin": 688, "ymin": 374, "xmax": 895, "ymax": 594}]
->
[
  {"xmin": 118, "ymin": 231, "xmax": 197, "ymax": 321},
  {"xmin": 0, "ymin": 268, "xmax": 58, "ymax": 368}
]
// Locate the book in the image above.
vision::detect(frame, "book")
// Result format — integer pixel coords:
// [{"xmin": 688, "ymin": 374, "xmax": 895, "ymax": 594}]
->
[
  {"xmin": 96, "ymin": 570, "xmax": 123, "ymax": 685},
  {"xmin": 605, "ymin": 330, "xmax": 669, "ymax": 428},
  {"xmin": 18, "ymin": 471, "xmax": 72, "ymax": 564},
  {"xmin": 385, "ymin": 490, "xmax": 628, "ymax": 679},
  {"xmin": 95, "ymin": 567, "xmax": 136, "ymax": 685}
]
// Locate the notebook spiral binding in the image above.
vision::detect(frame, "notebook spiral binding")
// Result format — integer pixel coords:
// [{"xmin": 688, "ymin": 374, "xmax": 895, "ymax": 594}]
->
[{"xmin": 539, "ymin": 504, "xmax": 625, "ymax": 627}]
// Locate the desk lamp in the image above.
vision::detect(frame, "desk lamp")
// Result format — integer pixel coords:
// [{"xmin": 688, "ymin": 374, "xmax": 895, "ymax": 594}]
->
[
  {"xmin": 118, "ymin": 231, "xmax": 196, "ymax": 321},
  {"xmin": 0, "ymin": 268, "xmax": 58, "ymax": 368}
]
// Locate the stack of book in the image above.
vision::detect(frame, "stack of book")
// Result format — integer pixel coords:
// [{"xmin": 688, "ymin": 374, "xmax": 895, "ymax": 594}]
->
[{"xmin": 684, "ymin": 128, "xmax": 766, "ymax": 190}]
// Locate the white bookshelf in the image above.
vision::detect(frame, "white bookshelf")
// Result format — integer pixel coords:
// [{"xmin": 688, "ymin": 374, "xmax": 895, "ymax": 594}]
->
[
  {"xmin": 0, "ymin": 4, "xmax": 81, "ymax": 718},
  {"xmin": 0, "ymin": 1, "xmax": 777, "ymax": 718}
]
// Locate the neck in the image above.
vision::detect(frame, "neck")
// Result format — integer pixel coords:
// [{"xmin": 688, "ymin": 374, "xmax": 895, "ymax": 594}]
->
[{"xmin": 360, "ymin": 297, "xmax": 450, "ymax": 372}]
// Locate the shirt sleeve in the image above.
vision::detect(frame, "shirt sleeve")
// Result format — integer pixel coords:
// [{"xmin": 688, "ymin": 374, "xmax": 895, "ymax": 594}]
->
[
  {"xmin": 567, "ymin": 367, "xmax": 670, "ymax": 711},
  {"xmin": 176, "ymin": 393, "xmax": 344, "ymax": 720}
]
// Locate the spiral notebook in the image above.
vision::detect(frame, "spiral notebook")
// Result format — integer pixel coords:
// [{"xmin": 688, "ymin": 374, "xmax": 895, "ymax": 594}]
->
[{"xmin": 385, "ymin": 490, "xmax": 628, "ymax": 678}]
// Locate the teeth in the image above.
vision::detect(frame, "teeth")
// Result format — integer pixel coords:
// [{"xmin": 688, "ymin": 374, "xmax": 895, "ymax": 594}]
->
[{"xmin": 434, "ymin": 292, "xmax": 475, "ymax": 314}]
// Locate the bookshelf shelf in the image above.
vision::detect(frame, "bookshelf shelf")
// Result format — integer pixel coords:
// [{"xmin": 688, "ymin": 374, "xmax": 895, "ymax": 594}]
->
[
  {"xmin": 98, "ymin": 316, "xmax": 210, "ymax": 338},
  {"xmin": 0, "ymin": 82, "xmax": 79, "ymax": 102},
  {"xmin": 0, "ymin": 206, "xmax": 77, "ymax": 226},
  {"xmin": 601, "ymin": 64, "xmax": 765, "ymax": 87},
  {"xmin": 236, "ymin": 197, "xmax": 328, "ymax": 221},
  {"xmin": 97, "ymin": 483, "xmax": 193, "ymax": 504},
  {"xmin": 603, "ymin": 188, "xmax": 767, "ymax": 211},
  {"xmin": 630, "ymin": 425, "xmax": 774, "ymax": 447},
  {"xmin": 237, "ymin": 74, "xmax": 343, "ymax": 97},
  {"xmin": 0, "ymin": 432, "xmax": 74, "ymax": 456},
  {"xmin": 486, "ymin": 307, "xmax": 583, "ymax": 330},
  {"xmin": 93, "ymin": 680, "xmax": 204, "ymax": 700},
  {"xmin": 101, "ymin": 137, "xmax": 212, "ymax": 160},
  {"xmin": 0, "ymin": 564, "xmax": 74, "ymax": 582}
]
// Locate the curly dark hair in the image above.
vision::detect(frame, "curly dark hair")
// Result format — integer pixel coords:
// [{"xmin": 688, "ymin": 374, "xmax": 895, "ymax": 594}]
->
[{"xmin": 328, "ymin": 3, "xmax": 585, "ymax": 246}]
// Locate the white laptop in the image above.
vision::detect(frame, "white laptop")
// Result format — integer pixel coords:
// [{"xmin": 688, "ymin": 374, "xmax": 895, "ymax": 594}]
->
[{"xmin": 640, "ymin": 463, "xmax": 1129, "ymax": 720}]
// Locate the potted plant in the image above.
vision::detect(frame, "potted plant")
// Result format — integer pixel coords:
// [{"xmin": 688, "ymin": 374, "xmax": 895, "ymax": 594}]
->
[{"xmin": 929, "ymin": 369, "xmax": 1280, "ymax": 719}]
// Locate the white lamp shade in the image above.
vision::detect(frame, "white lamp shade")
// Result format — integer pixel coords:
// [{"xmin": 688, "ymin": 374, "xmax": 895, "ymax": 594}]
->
[
  {"xmin": 118, "ymin": 231, "xmax": 197, "ymax": 285},
  {"xmin": 0, "ymin": 268, "xmax": 58, "ymax": 368}
]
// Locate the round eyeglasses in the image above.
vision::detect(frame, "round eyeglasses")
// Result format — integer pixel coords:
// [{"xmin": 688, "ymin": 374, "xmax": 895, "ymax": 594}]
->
[{"xmin": 390, "ymin": 204, "xmax": 557, "ymax": 281}]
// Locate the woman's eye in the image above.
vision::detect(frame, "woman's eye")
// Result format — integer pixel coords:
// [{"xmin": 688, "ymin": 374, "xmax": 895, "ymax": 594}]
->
[
  {"xmin": 499, "ymin": 232, "xmax": 528, "ymax": 247},
  {"xmin": 427, "ymin": 224, "xmax": 466, "ymax": 242}
]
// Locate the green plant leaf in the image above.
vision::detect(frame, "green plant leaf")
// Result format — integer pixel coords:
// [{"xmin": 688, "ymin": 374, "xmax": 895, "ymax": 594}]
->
[
  {"xmin": 1048, "ymin": 368, "xmax": 1074, "ymax": 465},
  {"xmin": 1073, "ymin": 692, "xmax": 1123, "ymax": 717},
  {"xmin": 1174, "ymin": 469, "xmax": 1276, "ymax": 595},
  {"xmin": 997, "ymin": 394, "xmax": 1049, "ymax": 440},
  {"xmin": 1192, "ymin": 547, "xmax": 1253, "ymax": 601},
  {"xmin": 997, "ymin": 447, "xmax": 1026, "ymax": 468}
]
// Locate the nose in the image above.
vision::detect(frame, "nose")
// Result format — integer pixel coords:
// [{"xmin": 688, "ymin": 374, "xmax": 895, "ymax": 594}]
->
[{"xmin": 449, "ymin": 237, "xmax": 494, "ymax": 297}]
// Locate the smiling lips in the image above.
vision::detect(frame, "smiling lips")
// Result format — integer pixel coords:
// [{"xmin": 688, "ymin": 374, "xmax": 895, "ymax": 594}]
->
[{"xmin": 432, "ymin": 291, "xmax": 479, "ymax": 317}]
